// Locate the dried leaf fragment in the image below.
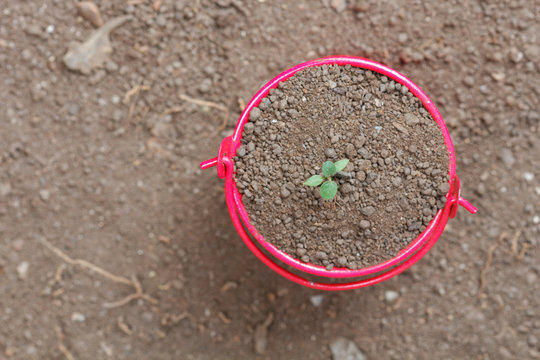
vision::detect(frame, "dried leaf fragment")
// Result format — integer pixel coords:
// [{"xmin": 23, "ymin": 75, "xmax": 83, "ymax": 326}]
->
[{"xmin": 63, "ymin": 15, "xmax": 132, "ymax": 74}]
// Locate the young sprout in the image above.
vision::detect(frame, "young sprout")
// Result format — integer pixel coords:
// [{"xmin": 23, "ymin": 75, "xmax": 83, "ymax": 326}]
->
[{"xmin": 304, "ymin": 159, "xmax": 349, "ymax": 200}]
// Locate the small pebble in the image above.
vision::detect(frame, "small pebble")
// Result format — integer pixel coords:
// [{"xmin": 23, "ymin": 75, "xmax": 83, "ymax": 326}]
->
[
  {"xmin": 244, "ymin": 122, "xmax": 254, "ymax": 134},
  {"xmin": 329, "ymin": 337, "xmax": 366, "ymax": 360},
  {"xmin": 355, "ymin": 136, "xmax": 366, "ymax": 148},
  {"xmin": 341, "ymin": 184, "xmax": 353, "ymax": 194},
  {"xmin": 345, "ymin": 143, "xmax": 355, "ymax": 157},
  {"xmin": 408, "ymin": 222, "xmax": 421, "ymax": 231},
  {"xmin": 361, "ymin": 206, "xmax": 376, "ymax": 217},
  {"xmin": 500, "ymin": 148, "xmax": 515, "ymax": 168},
  {"xmin": 17, "ymin": 261, "xmax": 29, "ymax": 279},
  {"xmin": 325, "ymin": 148, "xmax": 337, "ymax": 158},
  {"xmin": 198, "ymin": 78, "xmax": 212, "ymax": 93},
  {"xmin": 336, "ymin": 172, "xmax": 353, "ymax": 180},
  {"xmin": 523, "ymin": 172, "xmax": 534, "ymax": 182},
  {"xmin": 39, "ymin": 189, "xmax": 50, "ymax": 201},
  {"xmin": 463, "ymin": 76, "xmax": 475, "ymax": 87},
  {"xmin": 330, "ymin": 0, "xmax": 347, "ymax": 13},
  {"xmin": 359, "ymin": 220, "xmax": 370, "ymax": 229},
  {"xmin": 509, "ymin": 47, "xmax": 524, "ymax": 63},
  {"xmin": 358, "ymin": 147, "xmax": 371, "ymax": 159},
  {"xmin": 310, "ymin": 295, "xmax": 324, "ymax": 307},
  {"xmin": 438, "ymin": 182, "xmax": 450, "ymax": 195},
  {"xmin": 71, "ymin": 312, "xmax": 86, "ymax": 322},
  {"xmin": 384, "ymin": 290, "xmax": 399, "ymax": 303},
  {"xmin": 236, "ymin": 146, "xmax": 246, "ymax": 157},
  {"xmin": 404, "ymin": 113, "xmax": 420, "ymax": 126},
  {"xmin": 250, "ymin": 107, "xmax": 262, "ymax": 121},
  {"xmin": 397, "ymin": 32, "xmax": 408, "ymax": 43}
]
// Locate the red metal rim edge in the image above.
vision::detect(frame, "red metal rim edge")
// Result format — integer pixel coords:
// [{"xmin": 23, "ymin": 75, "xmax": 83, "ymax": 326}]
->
[{"xmin": 230, "ymin": 56, "xmax": 455, "ymax": 278}]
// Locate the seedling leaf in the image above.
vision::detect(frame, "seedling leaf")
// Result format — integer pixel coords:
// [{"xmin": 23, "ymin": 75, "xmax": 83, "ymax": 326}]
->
[
  {"xmin": 320, "ymin": 181, "xmax": 338, "ymax": 200},
  {"xmin": 304, "ymin": 175, "xmax": 324, "ymax": 187},
  {"xmin": 322, "ymin": 161, "xmax": 336, "ymax": 177},
  {"xmin": 334, "ymin": 159, "xmax": 349, "ymax": 172},
  {"xmin": 303, "ymin": 158, "xmax": 349, "ymax": 201}
]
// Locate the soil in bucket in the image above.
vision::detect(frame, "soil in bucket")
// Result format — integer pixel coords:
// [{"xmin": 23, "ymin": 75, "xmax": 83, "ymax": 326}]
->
[{"xmin": 234, "ymin": 64, "xmax": 450, "ymax": 270}]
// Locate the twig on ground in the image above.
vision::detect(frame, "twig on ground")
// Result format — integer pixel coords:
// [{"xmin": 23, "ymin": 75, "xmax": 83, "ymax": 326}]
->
[
  {"xmin": 161, "ymin": 105, "xmax": 186, "ymax": 115},
  {"xmin": 510, "ymin": 230, "xmax": 521, "ymax": 256},
  {"xmin": 124, "ymin": 102, "xmax": 136, "ymax": 129},
  {"xmin": 510, "ymin": 230, "xmax": 530, "ymax": 261},
  {"xmin": 179, "ymin": 94, "xmax": 228, "ymax": 111},
  {"xmin": 54, "ymin": 265, "xmax": 65, "ymax": 283},
  {"xmin": 40, "ymin": 237, "xmax": 131, "ymax": 285},
  {"xmin": 218, "ymin": 311, "xmax": 232, "ymax": 324},
  {"xmin": 516, "ymin": 243, "xmax": 530, "ymax": 261},
  {"xmin": 124, "ymin": 84, "xmax": 150, "ymax": 104},
  {"xmin": 117, "ymin": 316, "xmax": 133, "ymax": 336},
  {"xmin": 237, "ymin": 97, "xmax": 246, "ymax": 112},
  {"xmin": 39, "ymin": 237, "xmax": 158, "ymax": 308},
  {"xmin": 161, "ymin": 312, "xmax": 191, "ymax": 327},
  {"xmin": 123, "ymin": 83, "xmax": 150, "ymax": 129},
  {"xmin": 179, "ymin": 94, "xmax": 229, "ymax": 134},
  {"xmin": 52, "ymin": 288, "xmax": 65, "ymax": 298},
  {"xmin": 56, "ymin": 326, "xmax": 75, "ymax": 360},
  {"xmin": 478, "ymin": 232, "xmax": 506, "ymax": 299},
  {"xmin": 103, "ymin": 275, "xmax": 158, "ymax": 308}
]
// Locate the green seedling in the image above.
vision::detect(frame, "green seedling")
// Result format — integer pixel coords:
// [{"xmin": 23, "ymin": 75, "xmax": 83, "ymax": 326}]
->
[{"xmin": 304, "ymin": 159, "xmax": 349, "ymax": 200}]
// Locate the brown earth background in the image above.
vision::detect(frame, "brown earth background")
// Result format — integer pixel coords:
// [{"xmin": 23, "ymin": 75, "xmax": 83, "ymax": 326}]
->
[{"xmin": 0, "ymin": 0, "xmax": 539, "ymax": 359}]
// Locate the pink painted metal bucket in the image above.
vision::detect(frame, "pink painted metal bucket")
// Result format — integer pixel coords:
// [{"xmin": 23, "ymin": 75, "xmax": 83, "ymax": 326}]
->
[{"xmin": 201, "ymin": 56, "xmax": 477, "ymax": 290}]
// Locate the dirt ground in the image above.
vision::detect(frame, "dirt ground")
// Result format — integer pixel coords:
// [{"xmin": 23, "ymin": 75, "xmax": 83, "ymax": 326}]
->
[{"xmin": 0, "ymin": 0, "xmax": 539, "ymax": 359}]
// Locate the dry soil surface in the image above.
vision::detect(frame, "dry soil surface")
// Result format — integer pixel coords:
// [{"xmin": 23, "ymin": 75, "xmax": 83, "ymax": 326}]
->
[{"xmin": 0, "ymin": 0, "xmax": 539, "ymax": 359}]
